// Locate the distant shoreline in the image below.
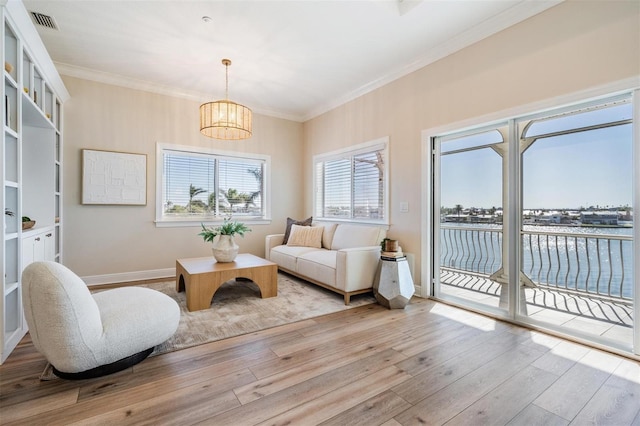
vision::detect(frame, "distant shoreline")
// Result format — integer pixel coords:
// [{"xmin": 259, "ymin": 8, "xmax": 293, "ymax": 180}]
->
[{"xmin": 442, "ymin": 220, "xmax": 633, "ymax": 229}]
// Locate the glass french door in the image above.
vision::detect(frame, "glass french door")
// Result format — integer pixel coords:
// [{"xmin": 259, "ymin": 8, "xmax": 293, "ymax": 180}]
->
[
  {"xmin": 434, "ymin": 126, "xmax": 511, "ymax": 316},
  {"xmin": 517, "ymin": 98, "xmax": 635, "ymax": 351},
  {"xmin": 433, "ymin": 93, "xmax": 637, "ymax": 355}
]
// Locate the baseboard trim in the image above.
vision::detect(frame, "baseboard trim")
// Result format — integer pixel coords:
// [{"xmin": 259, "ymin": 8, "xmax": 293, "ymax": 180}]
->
[{"xmin": 82, "ymin": 268, "xmax": 175, "ymax": 286}]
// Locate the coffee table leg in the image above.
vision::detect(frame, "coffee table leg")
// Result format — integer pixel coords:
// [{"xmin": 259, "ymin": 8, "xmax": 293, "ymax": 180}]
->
[
  {"xmin": 186, "ymin": 272, "xmax": 228, "ymax": 311},
  {"xmin": 253, "ymin": 265, "xmax": 277, "ymax": 298},
  {"xmin": 176, "ymin": 261, "xmax": 186, "ymax": 293}
]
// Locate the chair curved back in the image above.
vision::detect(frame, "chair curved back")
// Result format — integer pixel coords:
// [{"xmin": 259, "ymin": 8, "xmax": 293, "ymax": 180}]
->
[{"xmin": 22, "ymin": 261, "xmax": 104, "ymax": 369}]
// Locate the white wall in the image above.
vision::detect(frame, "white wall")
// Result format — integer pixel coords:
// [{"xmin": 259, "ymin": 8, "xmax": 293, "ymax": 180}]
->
[
  {"xmin": 62, "ymin": 76, "xmax": 304, "ymax": 279},
  {"xmin": 302, "ymin": 1, "xmax": 640, "ymax": 282}
]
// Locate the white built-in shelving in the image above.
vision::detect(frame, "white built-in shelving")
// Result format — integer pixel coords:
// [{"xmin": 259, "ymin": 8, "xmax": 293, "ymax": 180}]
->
[{"xmin": 1, "ymin": 0, "xmax": 69, "ymax": 363}]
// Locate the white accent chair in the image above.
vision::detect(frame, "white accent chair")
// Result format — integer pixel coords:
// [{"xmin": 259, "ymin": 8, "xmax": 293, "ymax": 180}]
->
[{"xmin": 21, "ymin": 261, "xmax": 180, "ymax": 379}]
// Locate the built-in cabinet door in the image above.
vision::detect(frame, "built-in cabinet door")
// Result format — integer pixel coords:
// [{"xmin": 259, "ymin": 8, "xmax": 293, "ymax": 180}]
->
[
  {"xmin": 22, "ymin": 229, "xmax": 55, "ymax": 268},
  {"xmin": 22, "ymin": 235, "xmax": 35, "ymax": 267},
  {"xmin": 43, "ymin": 231, "xmax": 55, "ymax": 261}
]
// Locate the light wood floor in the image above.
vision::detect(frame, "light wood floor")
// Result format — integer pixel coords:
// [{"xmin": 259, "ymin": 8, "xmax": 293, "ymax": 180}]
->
[{"xmin": 1, "ymin": 297, "xmax": 639, "ymax": 425}]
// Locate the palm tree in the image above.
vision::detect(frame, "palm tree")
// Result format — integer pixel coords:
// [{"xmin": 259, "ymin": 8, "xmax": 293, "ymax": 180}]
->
[
  {"xmin": 455, "ymin": 204, "xmax": 463, "ymax": 217},
  {"xmin": 245, "ymin": 167, "xmax": 263, "ymax": 210},
  {"xmin": 188, "ymin": 184, "xmax": 206, "ymax": 213},
  {"xmin": 223, "ymin": 188, "xmax": 250, "ymax": 212}
]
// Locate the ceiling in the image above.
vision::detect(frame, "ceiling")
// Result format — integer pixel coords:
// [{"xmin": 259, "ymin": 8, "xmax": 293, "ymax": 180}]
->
[{"xmin": 22, "ymin": 0, "xmax": 561, "ymax": 122}]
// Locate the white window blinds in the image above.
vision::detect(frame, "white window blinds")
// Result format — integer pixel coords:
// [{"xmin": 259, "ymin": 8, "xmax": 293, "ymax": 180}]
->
[
  {"xmin": 314, "ymin": 139, "xmax": 388, "ymax": 223},
  {"xmin": 161, "ymin": 148, "xmax": 265, "ymax": 220}
]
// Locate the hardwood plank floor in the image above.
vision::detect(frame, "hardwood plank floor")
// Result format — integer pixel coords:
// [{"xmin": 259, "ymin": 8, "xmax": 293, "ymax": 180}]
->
[{"xmin": 1, "ymin": 298, "xmax": 639, "ymax": 425}]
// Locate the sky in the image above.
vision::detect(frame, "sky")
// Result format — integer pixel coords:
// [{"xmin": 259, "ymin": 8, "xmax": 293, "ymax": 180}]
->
[{"xmin": 440, "ymin": 103, "xmax": 633, "ymax": 210}]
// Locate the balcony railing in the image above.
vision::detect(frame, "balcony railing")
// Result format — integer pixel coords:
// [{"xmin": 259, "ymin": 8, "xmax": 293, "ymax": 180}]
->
[
  {"xmin": 440, "ymin": 225, "xmax": 633, "ymax": 302},
  {"xmin": 441, "ymin": 225, "xmax": 502, "ymax": 276}
]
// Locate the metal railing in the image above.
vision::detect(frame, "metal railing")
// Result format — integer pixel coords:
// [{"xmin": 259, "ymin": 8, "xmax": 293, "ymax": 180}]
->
[
  {"xmin": 440, "ymin": 225, "xmax": 502, "ymax": 276},
  {"xmin": 523, "ymin": 230, "xmax": 632, "ymax": 300},
  {"xmin": 440, "ymin": 225, "xmax": 633, "ymax": 301}
]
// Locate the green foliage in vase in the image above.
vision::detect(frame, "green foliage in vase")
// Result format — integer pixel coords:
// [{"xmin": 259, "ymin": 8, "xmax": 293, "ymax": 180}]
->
[{"xmin": 199, "ymin": 217, "xmax": 251, "ymax": 243}]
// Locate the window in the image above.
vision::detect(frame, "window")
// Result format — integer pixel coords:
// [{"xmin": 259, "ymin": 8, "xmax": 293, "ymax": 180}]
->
[
  {"xmin": 314, "ymin": 137, "xmax": 388, "ymax": 223},
  {"xmin": 156, "ymin": 144, "xmax": 269, "ymax": 225}
]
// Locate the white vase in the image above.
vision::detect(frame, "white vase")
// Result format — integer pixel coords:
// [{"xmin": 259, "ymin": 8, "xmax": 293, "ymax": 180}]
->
[{"xmin": 212, "ymin": 234, "xmax": 239, "ymax": 262}]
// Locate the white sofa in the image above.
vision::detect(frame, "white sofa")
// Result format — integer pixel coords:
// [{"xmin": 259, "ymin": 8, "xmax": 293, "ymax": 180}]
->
[{"xmin": 265, "ymin": 222, "xmax": 386, "ymax": 304}]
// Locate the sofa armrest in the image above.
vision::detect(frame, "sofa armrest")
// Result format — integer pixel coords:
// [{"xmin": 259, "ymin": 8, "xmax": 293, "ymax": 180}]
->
[
  {"xmin": 335, "ymin": 246, "xmax": 381, "ymax": 292},
  {"xmin": 265, "ymin": 234, "xmax": 285, "ymax": 260}
]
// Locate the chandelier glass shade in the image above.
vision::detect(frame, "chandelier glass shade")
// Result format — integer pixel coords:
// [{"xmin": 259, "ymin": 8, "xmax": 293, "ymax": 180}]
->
[{"xmin": 200, "ymin": 59, "xmax": 252, "ymax": 140}]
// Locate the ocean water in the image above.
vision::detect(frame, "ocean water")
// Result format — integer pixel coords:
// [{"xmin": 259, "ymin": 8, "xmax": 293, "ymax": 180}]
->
[{"xmin": 440, "ymin": 223, "xmax": 634, "ymax": 299}]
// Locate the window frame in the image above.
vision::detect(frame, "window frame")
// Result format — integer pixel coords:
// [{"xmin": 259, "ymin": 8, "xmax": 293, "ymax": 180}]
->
[
  {"xmin": 155, "ymin": 143, "xmax": 271, "ymax": 227},
  {"xmin": 313, "ymin": 137, "xmax": 390, "ymax": 226}
]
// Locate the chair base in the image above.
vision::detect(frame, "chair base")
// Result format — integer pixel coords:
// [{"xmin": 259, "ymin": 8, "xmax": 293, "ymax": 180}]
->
[{"xmin": 52, "ymin": 347, "xmax": 154, "ymax": 380}]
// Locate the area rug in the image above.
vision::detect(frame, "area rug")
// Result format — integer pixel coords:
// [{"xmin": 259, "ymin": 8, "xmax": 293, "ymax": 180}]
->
[{"xmin": 40, "ymin": 273, "xmax": 376, "ymax": 380}]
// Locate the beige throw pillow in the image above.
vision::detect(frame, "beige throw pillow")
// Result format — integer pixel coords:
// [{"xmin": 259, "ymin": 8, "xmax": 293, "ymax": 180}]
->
[
  {"xmin": 283, "ymin": 216, "xmax": 313, "ymax": 244},
  {"xmin": 287, "ymin": 224, "xmax": 324, "ymax": 248}
]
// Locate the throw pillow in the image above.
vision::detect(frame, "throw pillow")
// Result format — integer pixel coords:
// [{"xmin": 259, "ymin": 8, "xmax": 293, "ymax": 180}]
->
[
  {"xmin": 287, "ymin": 224, "xmax": 324, "ymax": 248},
  {"xmin": 318, "ymin": 222, "xmax": 338, "ymax": 249},
  {"xmin": 283, "ymin": 216, "xmax": 312, "ymax": 244}
]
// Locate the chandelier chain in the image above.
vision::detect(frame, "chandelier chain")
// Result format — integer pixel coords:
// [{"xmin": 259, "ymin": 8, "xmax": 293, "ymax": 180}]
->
[{"xmin": 225, "ymin": 61, "xmax": 229, "ymax": 100}]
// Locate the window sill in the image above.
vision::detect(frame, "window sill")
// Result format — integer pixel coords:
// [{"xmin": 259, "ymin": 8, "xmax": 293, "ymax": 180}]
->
[
  {"xmin": 314, "ymin": 217, "xmax": 390, "ymax": 229},
  {"xmin": 155, "ymin": 218, "xmax": 272, "ymax": 228}
]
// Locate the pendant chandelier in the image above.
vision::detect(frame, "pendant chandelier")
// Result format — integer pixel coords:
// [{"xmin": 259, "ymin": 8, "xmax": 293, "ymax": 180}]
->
[{"xmin": 200, "ymin": 59, "xmax": 252, "ymax": 140}]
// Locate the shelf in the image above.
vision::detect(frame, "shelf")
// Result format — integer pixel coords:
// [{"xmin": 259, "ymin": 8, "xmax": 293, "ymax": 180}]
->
[
  {"xmin": 4, "ymin": 232, "xmax": 18, "ymax": 240},
  {"xmin": 4, "ymin": 70, "xmax": 17, "ymax": 89},
  {"xmin": 4, "ymin": 281, "xmax": 18, "ymax": 296},
  {"xmin": 21, "ymin": 224, "xmax": 55, "ymax": 238},
  {"xmin": 4, "ymin": 126, "xmax": 17, "ymax": 138},
  {"xmin": 21, "ymin": 91, "xmax": 54, "ymax": 129},
  {"xmin": 4, "ymin": 180, "xmax": 18, "ymax": 188}
]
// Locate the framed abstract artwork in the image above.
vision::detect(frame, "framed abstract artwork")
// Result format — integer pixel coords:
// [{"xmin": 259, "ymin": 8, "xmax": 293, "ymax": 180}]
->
[{"xmin": 82, "ymin": 149, "xmax": 147, "ymax": 205}]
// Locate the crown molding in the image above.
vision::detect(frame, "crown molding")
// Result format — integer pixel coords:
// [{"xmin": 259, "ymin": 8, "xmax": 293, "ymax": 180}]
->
[
  {"xmin": 302, "ymin": 0, "xmax": 564, "ymax": 121},
  {"xmin": 55, "ymin": 62, "xmax": 305, "ymax": 122},
  {"xmin": 52, "ymin": 0, "xmax": 563, "ymax": 124}
]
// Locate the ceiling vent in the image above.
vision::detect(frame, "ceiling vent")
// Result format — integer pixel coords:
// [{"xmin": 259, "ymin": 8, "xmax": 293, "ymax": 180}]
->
[{"xmin": 29, "ymin": 11, "xmax": 59, "ymax": 30}]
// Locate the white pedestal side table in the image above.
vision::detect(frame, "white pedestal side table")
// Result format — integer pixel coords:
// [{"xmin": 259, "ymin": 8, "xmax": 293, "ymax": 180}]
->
[{"xmin": 373, "ymin": 257, "xmax": 415, "ymax": 309}]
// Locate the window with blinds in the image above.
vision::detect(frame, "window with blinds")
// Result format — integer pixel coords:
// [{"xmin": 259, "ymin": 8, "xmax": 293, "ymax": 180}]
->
[
  {"xmin": 314, "ymin": 138, "xmax": 388, "ymax": 223},
  {"xmin": 160, "ymin": 147, "xmax": 267, "ymax": 221}
]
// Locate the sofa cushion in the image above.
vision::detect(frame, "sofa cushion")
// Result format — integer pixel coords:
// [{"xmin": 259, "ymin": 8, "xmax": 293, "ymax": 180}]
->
[
  {"xmin": 287, "ymin": 224, "xmax": 323, "ymax": 248},
  {"xmin": 270, "ymin": 245, "xmax": 321, "ymax": 272},
  {"xmin": 283, "ymin": 216, "xmax": 312, "ymax": 244},
  {"xmin": 331, "ymin": 224, "xmax": 384, "ymax": 250},
  {"xmin": 313, "ymin": 222, "xmax": 338, "ymax": 249},
  {"xmin": 297, "ymin": 250, "xmax": 337, "ymax": 287}
]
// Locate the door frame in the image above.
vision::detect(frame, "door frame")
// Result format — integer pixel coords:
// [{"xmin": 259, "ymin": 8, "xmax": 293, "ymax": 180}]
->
[{"xmin": 421, "ymin": 79, "xmax": 640, "ymax": 357}]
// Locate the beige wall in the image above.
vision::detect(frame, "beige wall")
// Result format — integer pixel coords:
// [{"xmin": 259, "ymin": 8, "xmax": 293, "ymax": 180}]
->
[
  {"xmin": 62, "ymin": 1, "xmax": 639, "ymax": 281},
  {"xmin": 62, "ymin": 76, "xmax": 303, "ymax": 278},
  {"xmin": 303, "ymin": 0, "xmax": 640, "ymax": 282}
]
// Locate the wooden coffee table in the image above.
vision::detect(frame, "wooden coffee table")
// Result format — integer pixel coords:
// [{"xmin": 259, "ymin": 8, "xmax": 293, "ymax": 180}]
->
[{"xmin": 176, "ymin": 253, "xmax": 278, "ymax": 312}]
